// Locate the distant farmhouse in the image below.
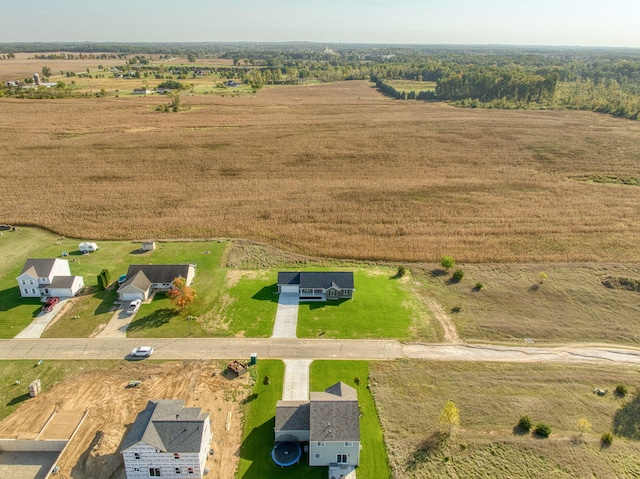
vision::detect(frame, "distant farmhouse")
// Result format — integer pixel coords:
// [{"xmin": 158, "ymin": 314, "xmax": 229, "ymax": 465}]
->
[
  {"xmin": 16, "ymin": 258, "xmax": 84, "ymax": 298},
  {"xmin": 274, "ymin": 382, "xmax": 360, "ymax": 473},
  {"xmin": 117, "ymin": 264, "xmax": 195, "ymax": 302},
  {"xmin": 121, "ymin": 400, "xmax": 212, "ymax": 479},
  {"xmin": 277, "ymin": 272, "xmax": 354, "ymax": 301}
]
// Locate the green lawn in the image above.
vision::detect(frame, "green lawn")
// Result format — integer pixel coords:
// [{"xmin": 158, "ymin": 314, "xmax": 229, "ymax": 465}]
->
[
  {"xmin": 297, "ymin": 268, "xmax": 434, "ymax": 340},
  {"xmin": 0, "ymin": 227, "xmax": 229, "ymax": 338},
  {"xmin": 201, "ymin": 270, "xmax": 279, "ymax": 337},
  {"xmin": 310, "ymin": 361, "xmax": 391, "ymax": 479},
  {"xmin": 387, "ymin": 80, "xmax": 437, "ymax": 93},
  {"xmin": 236, "ymin": 360, "xmax": 324, "ymax": 479}
]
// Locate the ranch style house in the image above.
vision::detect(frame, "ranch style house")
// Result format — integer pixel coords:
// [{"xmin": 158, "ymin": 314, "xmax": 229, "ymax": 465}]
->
[
  {"xmin": 117, "ymin": 264, "xmax": 196, "ymax": 302},
  {"xmin": 277, "ymin": 272, "xmax": 355, "ymax": 301},
  {"xmin": 16, "ymin": 258, "xmax": 84, "ymax": 298},
  {"xmin": 275, "ymin": 381, "xmax": 360, "ymax": 474},
  {"xmin": 121, "ymin": 400, "xmax": 212, "ymax": 479}
]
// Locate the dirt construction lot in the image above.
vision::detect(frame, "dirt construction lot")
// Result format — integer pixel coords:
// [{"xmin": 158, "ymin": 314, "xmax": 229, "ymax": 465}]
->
[{"xmin": 0, "ymin": 361, "xmax": 250, "ymax": 479}]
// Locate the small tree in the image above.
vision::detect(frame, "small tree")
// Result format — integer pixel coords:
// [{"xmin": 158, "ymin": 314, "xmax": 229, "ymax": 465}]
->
[
  {"xmin": 615, "ymin": 384, "xmax": 628, "ymax": 397},
  {"xmin": 396, "ymin": 265, "xmax": 406, "ymax": 277},
  {"xmin": 452, "ymin": 269, "xmax": 464, "ymax": 282},
  {"xmin": 601, "ymin": 432, "xmax": 613, "ymax": 446},
  {"xmin": 518, "ymin": 415, "xmax": 533, "ymax": 432},
  {"xmin": 539, "ymin": 271, "xmax": 548, "ymax": 283},
  {"xmin": 577, "ymin": 417, "xmax": 591, "ymax": 437},
  {"xmin": 440, "ymin": 256, "xmax": 455, "ymax": 270},
  {"xmin": 171, "ymin": 93, "xmax": 181, "ymax": 113},
  {"xmin": 534, "ymin": 423, "xmax": 551, "ymax": 438},
  {"xmin": 439, "ymin": 400, "xmax": 460, "ymax": 437},
  {"xmin": 168, "ymin": 277, "xmax": 196, "ymax": 309}
]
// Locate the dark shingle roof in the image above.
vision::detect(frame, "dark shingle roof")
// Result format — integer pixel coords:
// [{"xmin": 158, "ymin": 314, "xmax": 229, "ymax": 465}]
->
[
  {"xmin": 275, "ymin": 401, "xmax": 310, "ymax": 431},
  {"xmin": 277, "ymin": 272, "xmax": 354, "ymax": 290},
  {"xmin": 309, "ymin": 382, "xmax": 359, "ymax": 442},
  {"xmin": 118, "ymin": 270, "xmax": 152, "ymax": 292},
  {"xmin": 19, "ymin": 259, "xmax": 60, "ymax": 277},
  {"xmin": 49, "ymin": 276, "xmax": 79, "ymax": 289},
  {"xmin": 126, "ymin": 265, "xmax": 192, "ymax": 285},
  {"xmin": 121, "ymin": 400, "xmax": 209, "ymax": 453}
]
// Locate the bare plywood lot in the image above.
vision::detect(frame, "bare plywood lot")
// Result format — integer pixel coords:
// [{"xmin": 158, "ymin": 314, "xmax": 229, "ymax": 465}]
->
[{"xmin": 1, "ymin": 81, "xmax": 640, "ymax": 262}]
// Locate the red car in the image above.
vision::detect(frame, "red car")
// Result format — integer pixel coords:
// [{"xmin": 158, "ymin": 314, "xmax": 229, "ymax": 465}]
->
[{"xmin": 42, "ymin": 297, "xmax": 60, "ymax": 313}]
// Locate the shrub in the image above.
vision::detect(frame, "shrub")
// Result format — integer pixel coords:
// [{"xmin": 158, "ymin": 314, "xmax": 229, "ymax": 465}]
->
[
  {"xmin": 263, "ymin": 375, "xmax": 271, "ymax": 385},
  {"xmin": 475, "ymin": 282, "xmax": 483, "ymax": 290},
  {"xmin": 440, "ymin": 256, "xmax": 455, "ymax": 270},
  {"xmin": 615, "ymin": 384, "xmax": 628, "ymax": 396},
  {"xmin": 518, "ymin": 415, "xmax": 533, "ymax": 432},
  {"xmin": 534, "ymin": 423, "xmax": 551, "ymax": 438},
  {"xmin": 601, "ymin": 432, "xmax": 613, "ymax": 446},
  {"xmin": 451, "ymin": 305, "xmax": 461, "ymax": 313},
  {"xmin": 354, "ymin": 377, "xmax": 361, "ymax": 385},
  {"xmin": 396, "ymin": 265, "xmax": 406, "ymax": 277},
  {"xmin": 452, "ymin": 269, "xmax": 464, "ymax": 282}
]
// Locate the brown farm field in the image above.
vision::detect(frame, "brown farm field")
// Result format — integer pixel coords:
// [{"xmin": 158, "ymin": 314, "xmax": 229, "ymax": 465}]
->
[
  {"xmin": 2, "ymin": 80, "xmax": 640, "ymax": 263},
  {"xmin": 0, "ymin": 52, "xmax": 125, "ymax": 81}
]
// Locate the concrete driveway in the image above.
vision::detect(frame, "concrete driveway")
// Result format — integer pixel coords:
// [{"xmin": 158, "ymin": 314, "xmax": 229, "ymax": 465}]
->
[
  {"xmin": 97, "ymin": 307, "xmax": 134, "ymax": 338},
  {"xmin": 14, "ymin": 300, "xmax": 66, "ymax": 339},
  {"xmin": 272, "ymin": 293, "xmax": 299, "ymax": 338},
  {"xmin": 282, "ymin": 359, "xmax": 312, "ymax": 400}
]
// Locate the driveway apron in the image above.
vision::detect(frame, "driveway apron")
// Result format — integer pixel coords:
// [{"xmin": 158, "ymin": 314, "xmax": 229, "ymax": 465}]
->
[{"xmin": 272, "ymin": 293, "xmax": 299, "ymax": 338}]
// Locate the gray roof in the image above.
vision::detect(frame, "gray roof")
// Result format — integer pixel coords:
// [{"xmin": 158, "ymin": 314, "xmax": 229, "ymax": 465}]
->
[
  {"xmin": 310, "ymin": 382, "xmax": 359, "ymax": 443},
  {"xmin": 19, "ymin": 259, "xmax": 60, "ymax": 278},
  {"xmin": 118, "ymin": 270, "xmax": 152, "ymax": 292},
  {"xmin": 277, "ymin": 272, "xmax": 354, "ymax": 290},
  {"xmin": 121, "ymin": 400, "xmax": 210, "ymax": 453},
  {"xmin": 49, "ymin": 276, "xmax": 79, "ymax": 289},
  {"xmin": 275, "ymin": 401, "xmax": 310, "ymax": 432},
  {"xmin": 126, "ymin": 264, "xmax": 192, "ymax": 285}
]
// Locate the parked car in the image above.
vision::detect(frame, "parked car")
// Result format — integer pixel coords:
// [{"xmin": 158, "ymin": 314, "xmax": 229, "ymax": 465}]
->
[
  {"xmin": 130, "ymin": 346, "xmax": 154, "ymax": 358},
  {"xmin": 126, "ymin": 299, "xmax": 142, "ymax": 315},
  {"xmin": 42, "ymin": 297, "xmax": 60, "ymax": 313}
]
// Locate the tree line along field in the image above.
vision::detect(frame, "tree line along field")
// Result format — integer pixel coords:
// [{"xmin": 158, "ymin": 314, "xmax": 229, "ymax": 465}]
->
[{"xmin": 2, "ymin": 81, "xmax": 640, "ymax": 263}]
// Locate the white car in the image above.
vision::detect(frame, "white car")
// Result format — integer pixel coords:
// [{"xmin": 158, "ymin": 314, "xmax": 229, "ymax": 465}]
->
[
  {"xmin": 126, "ymin": 299, "xmax": 142, "ymax": 315},
  {"xmin": 130, "ymin": 346, "xmax": 154, "ymax": 358}
]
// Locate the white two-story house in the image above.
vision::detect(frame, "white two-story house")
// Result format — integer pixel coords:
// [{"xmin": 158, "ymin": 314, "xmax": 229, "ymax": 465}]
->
[
  {"xmin": 16, "ymin": 258, "xmax": 84, "ymax": 298},
  {"xmin": 121, "ymin": 400, "xmax": 212, "ymax": 479}
]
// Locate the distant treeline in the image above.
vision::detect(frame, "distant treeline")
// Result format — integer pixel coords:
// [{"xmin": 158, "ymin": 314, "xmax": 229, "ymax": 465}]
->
[{"xmin": 2, "ymin": 42, "xmax": 639, "ymax": 119}]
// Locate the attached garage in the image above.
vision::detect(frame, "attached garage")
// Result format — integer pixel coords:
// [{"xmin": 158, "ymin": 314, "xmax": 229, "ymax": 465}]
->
[
  {"xmin": 47, "ymin": 276, "xmax": 84, "ymax": 298},
  {"xmin": 280, "ymin": 285, "xmax": 300, "ymax": 294}
]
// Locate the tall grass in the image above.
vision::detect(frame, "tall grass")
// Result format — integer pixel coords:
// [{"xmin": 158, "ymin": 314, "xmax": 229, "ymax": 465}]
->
[{"xmin": 2, "ymin": 81, "xmax": 640, "ymax": 262}]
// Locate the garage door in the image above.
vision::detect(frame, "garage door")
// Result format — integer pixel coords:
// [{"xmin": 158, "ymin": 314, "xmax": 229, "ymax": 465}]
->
[{"xmin": 280, "ymin": 285, "xmax": 299, "ymax": 294}]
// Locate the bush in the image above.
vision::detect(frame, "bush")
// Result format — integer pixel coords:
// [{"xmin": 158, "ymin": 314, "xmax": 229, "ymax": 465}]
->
[
  {"xmin": 601, "ymin": 432, "xmax": 613, "ymax": 446},
  {"xmin": 396, "ymin": 265, "xmax": 406, "ymax": 277},
  {"xmin": 518, "ymin": 415, "xmax": 533, "ymax": 432},
  {"xmin": 534, "ymin": 423, "xmax": 551, "ymax": 438},
  {"xmin": 615, "ymin": 384, "xmax": 628, "ymax": 396},
  {"xmin": 452, "ymin": 269, "xmax": 464, "ymax": 282},
  {"xmin": 263, "ymin": 375, "xmax": 271, "ymax": 385},
  {"xmin": 354, "ymin": 377, "xmax": 361, "ymax": 385},
  {"xmin": 475, "ymin": 282, "xmax": 483, "ymax": 290},
  {"xmin": 440, "ymin": 256, "xmax": 455, "ymax": 270}
]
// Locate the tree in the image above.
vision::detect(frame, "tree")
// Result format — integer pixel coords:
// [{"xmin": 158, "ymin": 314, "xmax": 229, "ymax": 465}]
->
[
  {"xmin": 577, "ymin": 417, "xmax": 591, "ymax": 437},
  {"xmin": 41, "ymin": 66, "xmax": 52, "ymax": 78},
  {"xmin": 171, "ymin": 94, "xmax": 181, "ymax": 113},
  {"xmin": 439, "ymin": 400, "xmax": 460, "ymax": 436},
  {"xmin": 168, "ymin": 277, "xmax": 196, "ymax": 309},
  {"xmin": 440, "ymin": 255, "xmax": 455, "ymax": 270}
]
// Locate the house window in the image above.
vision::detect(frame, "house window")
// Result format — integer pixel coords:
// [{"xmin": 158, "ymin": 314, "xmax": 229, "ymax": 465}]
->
[
  {"xmin": 188, "ymin": 468, "xmax": 194, "ymax": 474},
  {"xmin": 29, "ymin": 279, "xmax": 34, "ymax": 285},
  {"xmin": 31, "ymin": 289, "xmax": 37, "ymax": 294},
  {"xmin": 174, "ymin": 453, "xmax": 180, "ymax": 459},
  {"xmin": 134, "ymin": 453, "xmax": 140, "ymax": 460},
  {"xmin": 317, "ymin": 442, "xmax": 325, "ymax": 447},
  {"xmin": 337, "ymin": 454, "xmax": 348, "ymax": 464},
  {"xmin": 23, "ymin": 289, "xmax": 28, "ymax": 294},
  {"xmin": 149, "ymin": 467, "xmax": 161, "ymax": 477},
  {"xmin": 133, "ymin": 467, "xmax": 140, "ymax": 472},
  {"xmin": 21, "ymin": 280, "xmax": 26, "ymax": 285},
  {"xmin": 314, "ymin": 453, "xmax": 321, "ymax": 459},
  {"xmin": 345, "ymin": 442, "xmax": 353, "ymax": 447},
  {"xmin": 175, "ymin": 467, "xmax": 181, "ymax": 474},
  {"xmin": 342, "ymin": 290, "xmax": 350, "ymax": 295},
  {"xmin": 329, "ymin": 290, "xmax": 336, "ymax": 296}
]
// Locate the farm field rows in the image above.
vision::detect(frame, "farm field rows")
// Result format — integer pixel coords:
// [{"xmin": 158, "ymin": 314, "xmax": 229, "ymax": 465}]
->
[{"xmin": 2, "ymin": 81, "xmax": 640, "ymax": 263}]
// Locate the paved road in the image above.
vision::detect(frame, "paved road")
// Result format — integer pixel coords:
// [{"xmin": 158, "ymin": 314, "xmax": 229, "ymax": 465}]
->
[{"xmin": 1, "ymin": 338, "xmax": 640, "ymax": 365}]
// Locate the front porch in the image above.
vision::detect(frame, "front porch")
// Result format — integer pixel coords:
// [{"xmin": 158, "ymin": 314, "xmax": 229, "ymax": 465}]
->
[{"xmin": 329, "ymin": 463, "xmax": 356, "ymax": 479}]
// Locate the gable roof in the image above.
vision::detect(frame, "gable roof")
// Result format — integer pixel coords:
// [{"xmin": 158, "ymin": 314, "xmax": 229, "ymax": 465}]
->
[
  {"xmin": 277, "ymin": 272, "xmax": 354, "ymax": 290},
  {"xmin": 118, "ymin": 270, "xmax": 152, "ymax": 292},
  {"xmin": 121, "ymin": 400, "xmax": 209, "ymax": 453},
  {"xmin": 49, "ymin": 276, "xmax": 81, "ymax": 289},
  {"xmin": 19, "ymin": 259, "xmax": 64, "ymax": 278},
  {"xmin": 275, "ymin": 401, "xmax": 310, "ymax": 432},
  {"xmin": 310, "ymin": 382, "xmax": 359, "ymax": 443},
  {"xmin": 125, "ymin": 264, "xmax": 192, "ymax": 285}
]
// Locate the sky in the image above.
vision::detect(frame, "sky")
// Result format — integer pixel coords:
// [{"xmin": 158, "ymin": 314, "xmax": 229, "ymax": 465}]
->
[{"xmin": 1, "ymin": 0, "xmax": 639, "ymax": 48}]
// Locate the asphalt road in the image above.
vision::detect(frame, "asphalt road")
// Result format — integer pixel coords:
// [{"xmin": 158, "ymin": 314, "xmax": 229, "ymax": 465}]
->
[{"xmin": 1, "ymin": 338, "xmax": 640, "ymax": 365}]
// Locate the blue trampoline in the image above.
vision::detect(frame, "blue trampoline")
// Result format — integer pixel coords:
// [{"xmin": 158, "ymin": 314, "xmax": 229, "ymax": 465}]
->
[{"xmin": 271, "ymin": 441, "xmax": 302, "ymax": 467}]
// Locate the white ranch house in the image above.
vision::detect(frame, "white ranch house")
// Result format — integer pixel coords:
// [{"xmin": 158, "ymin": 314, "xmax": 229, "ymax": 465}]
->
[
  {"xmin": 16, "ymin": 258, "xmax": 84, "ymax": 298},
  {"xmin": 121, "ymin": 400, "xmax": 212, "ymax": 479},
  {"xmin": 117, "ymin": 264, "xmax": 196, "ymax": 302},
  {"xmin": 277, "ymin": 272, "xmax": 355, "ymax": 301}
]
